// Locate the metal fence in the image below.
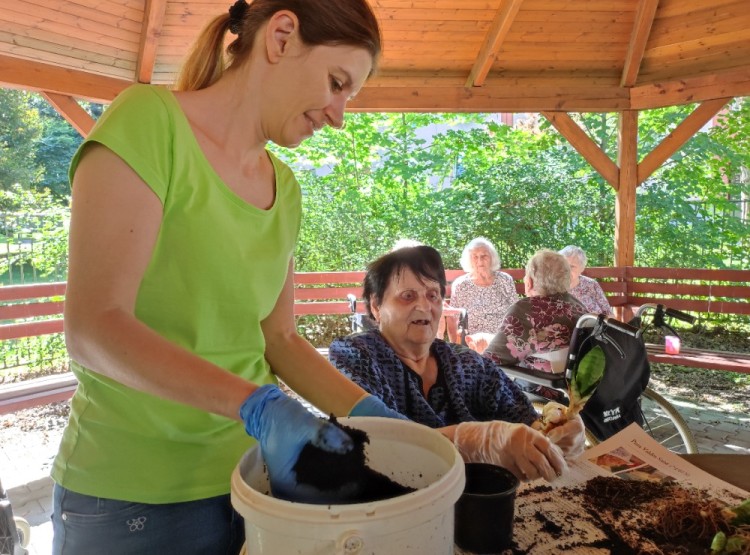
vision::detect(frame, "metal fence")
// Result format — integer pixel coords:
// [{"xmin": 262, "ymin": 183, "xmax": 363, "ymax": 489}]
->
[
  {"xmin": 0, "ymin": 333, "xmax": 68, "ymax": 379},
  {"xmin": 0, "ymin": 211, "xmax": 68, "ymax": 285}
]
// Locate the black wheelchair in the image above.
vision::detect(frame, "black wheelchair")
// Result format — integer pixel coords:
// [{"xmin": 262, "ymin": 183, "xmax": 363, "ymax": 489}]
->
[
  {"xmin": 1, "ymin": 477, "xmax": 30, "ymax": 555},
  {"xmin": 500, "ymin": 308, "xmax": 697, "ymax": 454}
]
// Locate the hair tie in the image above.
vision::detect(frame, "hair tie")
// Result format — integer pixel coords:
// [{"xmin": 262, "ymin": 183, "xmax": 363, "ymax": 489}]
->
[{"xmin": 228, "ymin": 0, "xmax": 248, "ymax": 35}]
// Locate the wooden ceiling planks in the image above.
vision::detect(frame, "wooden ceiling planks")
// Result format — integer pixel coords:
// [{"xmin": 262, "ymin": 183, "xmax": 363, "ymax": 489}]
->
[
  {"xmin": 0, "ymin": 0, "xmax": 140, "ymax": 81},
  {"xmin": 0, "ymin": 0, "xmax": 750, "ymax": 111},
  {"xmin": 619, "ymin": 0, "xmax": 658, "ymax": 87},
  {"xmin": 465, "ymin": 0, "xmax": 524, "ymax": 87},
  {"xmin": 136, "ymin": 0, "xmax": 168, "ymax": 83},
  {"xmin": 0, "ymin": 53, "xmax": 129, "ymax": 101},
  {"xmin": 0, "ymin": 0, "xmax": 748, "ymax": 111}
]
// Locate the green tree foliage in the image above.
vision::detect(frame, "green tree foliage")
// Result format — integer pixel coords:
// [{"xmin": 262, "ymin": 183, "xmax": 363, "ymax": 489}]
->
[
  {"xmin": 636, "ymin": 100, "xmax": 749, "ymax": 268},
  {"xmin": 1, "ymin": 93, "xmax": 748, "ymax": 281},
  {"xmin": 0, "ymin": 184, "xmax": 69, "ymax": 281},
  {"xmin": 0, "ymin": 89, "xmax": 43, "ymax": 190},
  {"xmin": 279, "ymin": 104, "xmax": 748, "ymax": 273},
  {"xmin": 427, "ymin": 120, "xmax": 616, "ymax": 269},
  {"xmin": 29, "ymin": 96, "xmax": 84, "ymax": 203},
  {"xmin": 276, "ymin": 112, "xmax": 485, "ymax": 270},
  {"xmin": 277, "ymin": 112, "xmax": 620, "ymax": 271},
  {"xmin": 514, "ymin": 106, "xmax": 749, "ymax": 269}
]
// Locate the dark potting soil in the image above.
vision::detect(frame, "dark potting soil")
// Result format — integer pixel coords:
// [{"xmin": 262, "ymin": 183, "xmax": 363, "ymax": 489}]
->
[
  {"xmin": 510, "ymin": 476, "xmax": 750, "ymax": 554},
  {"xmin": 293, "ymin": 415, "xmax": 416, "ymax": 504}
]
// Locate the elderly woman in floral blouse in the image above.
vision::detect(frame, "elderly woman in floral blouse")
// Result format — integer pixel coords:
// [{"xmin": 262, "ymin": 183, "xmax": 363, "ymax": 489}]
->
[
  {"xmin": 559, "ymin": 245, "xmax": 612, "ymax": 315},
  {"xmin": 443, "ymin": 237, "xmax": 519, "ymax": 349},
  {"xmin": 485, "ymin": 249, "xmax": 587, "ymax": 377}
]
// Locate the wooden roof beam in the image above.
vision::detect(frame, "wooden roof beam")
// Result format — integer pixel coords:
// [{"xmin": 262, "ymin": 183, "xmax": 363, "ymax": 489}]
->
[
  {"xmin": 630, "ymin": 67, "xmax": 750, "ymax": 109},
  {"xmin": 620, "ymin": 0, "xmax": 659, "ymax": 87},
  {"xmin": 465, "ymin": 0, "xmax": 525, "ymax": 88},
  {"xmin": 541, "ymin": 112, "xmax": 620, "ymax": 189},
  {"xmin": 39, "ymin": 92, "xmax": 95, "ymax": 138},
  {"xmin": 137, "ymin": 0, "xmax": 169, "ymax": 84},
  {"xmin": 0, "ymin": 54, "xmax": 129, "ymax": 104},
  {"xmin": 350, "ymin": 84, "xmax": 629, "ymax": 112},
  {"xmin": 637, "ymin": 97, "xmax": 731, "ymax": 184}
]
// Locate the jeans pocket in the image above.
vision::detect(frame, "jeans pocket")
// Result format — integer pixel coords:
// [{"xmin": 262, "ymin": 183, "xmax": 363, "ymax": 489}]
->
[
  {"xmin": 57, "ymin": 487, "xmax": 146, "ymax": 524},
  {"xmin": 53, "ymin": 485, "xmax": 157, "ymax": 554}
]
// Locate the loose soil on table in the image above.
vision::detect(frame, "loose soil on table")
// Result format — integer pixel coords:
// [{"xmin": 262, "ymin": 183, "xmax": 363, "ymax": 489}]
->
[{"xmin": 507, "ymin": 477, "xmax": 748, "ymax": 554}]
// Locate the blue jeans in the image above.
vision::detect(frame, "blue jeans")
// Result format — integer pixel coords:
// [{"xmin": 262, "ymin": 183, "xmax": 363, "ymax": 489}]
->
[{"xmin": 52, "ymin": 484, "xmax": 245, "ymax": 554}]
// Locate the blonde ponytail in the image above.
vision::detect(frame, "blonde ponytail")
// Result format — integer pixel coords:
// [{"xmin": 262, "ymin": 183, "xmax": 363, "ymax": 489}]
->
[{"xmin": 175, "ymin": 15, "xmax": 232, "ymax": 91}]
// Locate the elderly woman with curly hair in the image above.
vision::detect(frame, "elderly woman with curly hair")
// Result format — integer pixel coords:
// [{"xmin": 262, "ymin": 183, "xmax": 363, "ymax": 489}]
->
[
  {"xmin": 442, "ymin": 237, "xmax": 519, "ymax": 348},
  {"xmin": 485, "ymin": 249, "xmax": 587, "ymax": 375}
]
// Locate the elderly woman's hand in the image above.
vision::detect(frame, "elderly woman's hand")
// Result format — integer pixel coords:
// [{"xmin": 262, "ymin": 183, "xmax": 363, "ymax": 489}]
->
[
  {"xmin": 534, "ymin": 402, "xmax": 586, "ymax": 460},
  {"xmin": 545, "ymin": 413, "xmax": 586, "ymax": 459},
  {"xmin": 453, "ymin": 420, "xmax": 566, "ymax": 482},
  {"xmin": 465, "ymin": 332, "xmax": 494, "ymax": 354}
]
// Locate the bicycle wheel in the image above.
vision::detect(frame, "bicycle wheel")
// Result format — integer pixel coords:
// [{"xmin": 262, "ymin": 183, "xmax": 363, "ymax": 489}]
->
[
  {"xmin": 13, "ymin": 516, "xmax": 31, "ymax": 548},
  {"xmin": 638, "ymin": 387, "xmax": 697, "ymax": 454},
  {"xmin": 533, "ymin": 387, "xmax": 697, "ymax": 454}
]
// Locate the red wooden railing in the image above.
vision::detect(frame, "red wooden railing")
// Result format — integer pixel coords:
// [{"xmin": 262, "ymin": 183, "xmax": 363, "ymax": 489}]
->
[
  {"xmin": 2, "ymin": 267, "xmax": 748, "ymax": 340},
  {"xmin": 1, "ymin": 267, "xmax": 748, "ymax": 413}
]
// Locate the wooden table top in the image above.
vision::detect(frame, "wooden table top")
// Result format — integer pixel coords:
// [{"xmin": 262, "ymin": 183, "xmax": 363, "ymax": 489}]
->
[{"xmin": 682, "ymin": 453, "xmax": 750, "ymax": 492}]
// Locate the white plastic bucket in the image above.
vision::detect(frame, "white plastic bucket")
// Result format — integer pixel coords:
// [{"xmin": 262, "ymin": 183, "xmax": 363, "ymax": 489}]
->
[{"xmin": 231, "ymin": 416, "xmax": 465, "ymax": 555}]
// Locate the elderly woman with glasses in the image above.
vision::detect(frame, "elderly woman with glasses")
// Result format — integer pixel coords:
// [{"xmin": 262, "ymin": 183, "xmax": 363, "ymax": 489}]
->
[{"xmin": 328, "ymin": 245, "xmax": 585, "ymax": 483}]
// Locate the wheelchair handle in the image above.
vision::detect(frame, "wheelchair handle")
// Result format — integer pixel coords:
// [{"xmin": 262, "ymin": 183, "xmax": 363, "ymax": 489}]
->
[
  {"xmin": 665, "ymin": 307, "xmax": 696, "ymax": 324},
  {"xmin": 635, "ymin": 302, "xmax": 695, "ymax": 324},
  {"xmin": 602, "ymin": 317, "xmax": 639, "ymax": 337},
  {"xmin": 635, "ymin": 303, "xmax": 659, "ymax": 318},
  {"xmin": 576, "ymin": 314, "xmax": 639, "ymax": 337}
]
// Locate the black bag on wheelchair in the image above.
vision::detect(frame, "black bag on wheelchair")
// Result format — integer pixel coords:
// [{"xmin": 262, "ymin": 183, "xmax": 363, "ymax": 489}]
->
[{"xmin": 573, "ymin": 322, "xmax": 651, "ymax": 442}]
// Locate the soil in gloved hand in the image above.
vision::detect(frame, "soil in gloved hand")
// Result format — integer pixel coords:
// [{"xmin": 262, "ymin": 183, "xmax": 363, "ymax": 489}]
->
[{"xmin": 293, "ymin": 416, "xmax": 416, "ymax": 503}]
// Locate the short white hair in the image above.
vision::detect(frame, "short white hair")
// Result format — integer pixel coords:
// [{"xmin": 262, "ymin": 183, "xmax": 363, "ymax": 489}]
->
[
  {"xmin": 526, "ymin": 249, "xmax": 570, "ymax": 296},
  {"xmin": 559, "ymin": 245, "xmax": 587, "ymax": 268},
  {"xmin": 460, "ymin": 237, "xmax": 501, "ymax": 272}
]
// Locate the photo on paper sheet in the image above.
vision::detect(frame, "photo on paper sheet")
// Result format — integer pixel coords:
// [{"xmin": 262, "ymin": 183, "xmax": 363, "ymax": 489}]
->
[
  {"xmin": 617, "ymin": 464, "xmax": 676, "ymax": 484},
  {"xmin": 588, "ymin": 446, "xmax": 645, "ymax": 474}
]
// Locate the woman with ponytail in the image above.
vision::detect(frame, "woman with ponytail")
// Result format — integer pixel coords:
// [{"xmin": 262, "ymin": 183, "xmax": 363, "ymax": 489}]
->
[{"xmin": 51, "ymin": 2, "xmax": 397, "ymax": 553}]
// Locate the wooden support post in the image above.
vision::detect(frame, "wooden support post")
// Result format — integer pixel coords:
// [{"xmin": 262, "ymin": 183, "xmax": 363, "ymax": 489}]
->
[{"xmin": 615, "ymin": 111, "xmax": 638, "ymax": 267}]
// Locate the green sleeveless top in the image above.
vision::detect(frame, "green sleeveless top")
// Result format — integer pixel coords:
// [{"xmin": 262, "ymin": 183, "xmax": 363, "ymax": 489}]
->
[{"xmin": 52, "ymin": 85, "xmax": 301, "ymax": 503}]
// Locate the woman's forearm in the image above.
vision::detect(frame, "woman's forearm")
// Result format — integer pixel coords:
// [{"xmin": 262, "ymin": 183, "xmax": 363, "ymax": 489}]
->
[
  {"xmin": 265, "ymin": 332, "xmax": 368, "ymax": 416},
  {"xmin": 64, "ymin": 306, "xmax": 255, "ymax": 420}
]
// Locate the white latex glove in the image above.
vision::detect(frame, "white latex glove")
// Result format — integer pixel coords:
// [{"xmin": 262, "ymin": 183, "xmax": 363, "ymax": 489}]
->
[
  {"xmin": 546, "ymin": 414, "xmax": 586, "ymax": 460},
  {"xmin": 535, "ymin": 402, "xmax": 586, "ymax": 460},
  {"xmin": 539, "ymin": 402, "xmax": 567, "ymax": 426},
  {"xmin": 453, "ymin": 421, "xmax": 567, "ymax": 482}
]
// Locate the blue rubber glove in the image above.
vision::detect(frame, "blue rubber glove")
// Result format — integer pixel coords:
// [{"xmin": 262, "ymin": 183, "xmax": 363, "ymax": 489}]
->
[
  {"xmin": 240, "ymin": 384, "xmax": 356, "ymax": 502},
  {"xmin": 349, "ymin": 394, "xmax": 409, "ymax": 420}
]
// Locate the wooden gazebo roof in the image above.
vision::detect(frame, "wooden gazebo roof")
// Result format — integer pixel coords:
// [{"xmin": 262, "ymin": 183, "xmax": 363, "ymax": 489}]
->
[
  {"xmin": 1, "ymin": 0, "xmax": 749, "ymax": 265},
  {"xmin": 2, "ymin": 0, "xmax": 749, "ymax": 110}
]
